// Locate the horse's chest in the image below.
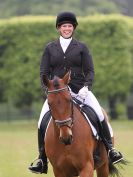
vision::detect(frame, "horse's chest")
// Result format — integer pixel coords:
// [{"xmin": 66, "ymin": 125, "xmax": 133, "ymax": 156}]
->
[{"xmin": 50, "ymin": 153, "xmax": 80, "ymax": 175}]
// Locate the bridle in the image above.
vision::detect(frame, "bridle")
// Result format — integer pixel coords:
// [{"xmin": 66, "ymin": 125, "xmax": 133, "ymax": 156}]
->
[
  {"xmin": 47, "ymin": 86, "xmax": 74, "ymax": 128},
  {"xmin": 47, "ymin": 86, "xmax": 68, "ymax": 94}
]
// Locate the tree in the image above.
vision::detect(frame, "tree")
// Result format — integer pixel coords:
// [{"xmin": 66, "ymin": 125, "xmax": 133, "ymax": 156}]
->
[{"xmin": 0, "ymin": 0, "xmax": 133, "ymax": 18}]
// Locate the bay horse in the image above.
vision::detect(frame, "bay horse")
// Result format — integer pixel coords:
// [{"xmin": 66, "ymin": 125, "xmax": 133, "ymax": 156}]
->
[{"xmin": 43, "ymin": 72, "xmax": 121, "ymax": 177}]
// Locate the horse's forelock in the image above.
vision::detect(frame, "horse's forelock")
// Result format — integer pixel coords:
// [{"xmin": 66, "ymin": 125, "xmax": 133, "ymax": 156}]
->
[{"xmin": 53, "ymin": 76, "xmax": 60, "ymax": 89}]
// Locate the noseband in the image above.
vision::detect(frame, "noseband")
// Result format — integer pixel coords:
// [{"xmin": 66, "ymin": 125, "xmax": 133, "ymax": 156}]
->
[
  {"xmin": 55, "ymin": 118, "xmax": 73, "ymax": 128},
  {"xmin": 47, "ymin": 86, "xmax": 74, "ymax": 128}
]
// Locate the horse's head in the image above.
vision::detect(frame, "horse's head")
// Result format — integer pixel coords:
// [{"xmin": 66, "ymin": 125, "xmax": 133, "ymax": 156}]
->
[{"xmin": 43, "ymin": 71, "xmax": 73, "ymax": 145}]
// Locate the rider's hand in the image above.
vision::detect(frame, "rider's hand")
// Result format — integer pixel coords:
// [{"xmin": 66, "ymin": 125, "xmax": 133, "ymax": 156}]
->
[{"xmin": 78, "ymin": 86, "xmax": 88, "ymax": 100}]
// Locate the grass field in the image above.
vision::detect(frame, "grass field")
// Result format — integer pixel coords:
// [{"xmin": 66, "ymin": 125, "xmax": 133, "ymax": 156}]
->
[{"xmin": 0, "ymin": 119, "xmax": 133, "ymax": 177}]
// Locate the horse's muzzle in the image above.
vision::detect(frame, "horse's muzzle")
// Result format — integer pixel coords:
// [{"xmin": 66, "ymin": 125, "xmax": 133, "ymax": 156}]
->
[
  {"xmin": 59, "ymin": 134, "xmax": 73, "ymax": 145},
  {"xmin": 59, "ymin": 126, "xmax": 73, "ymax": 145}
]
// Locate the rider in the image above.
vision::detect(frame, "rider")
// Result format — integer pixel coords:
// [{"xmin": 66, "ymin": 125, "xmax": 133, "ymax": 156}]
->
[{"xmin": 29, "ymin": 11, "xmax": 123, "ymax": 174}]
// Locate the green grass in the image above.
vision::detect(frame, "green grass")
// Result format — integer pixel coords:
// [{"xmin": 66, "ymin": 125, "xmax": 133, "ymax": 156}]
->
[{"xmin": 0, "ymin": 119, "xmax": 133, "ymax": 177}]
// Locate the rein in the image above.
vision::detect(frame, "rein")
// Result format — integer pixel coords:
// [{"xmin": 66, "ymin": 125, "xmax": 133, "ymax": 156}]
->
[{"xmin": 47, "ymin": 86, "xmax": 74, "ymax": 128}]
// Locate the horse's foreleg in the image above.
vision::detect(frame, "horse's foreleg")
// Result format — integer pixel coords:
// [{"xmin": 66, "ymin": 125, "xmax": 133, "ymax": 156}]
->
[
  {"xmin": 53, "ymin": 169, "xmax": 64, "ymax": 177},
  {"xmin": 53, "ymin": 168, "xmax": 70, "ymax": 177},
  {"xmin": 96, "ymin": 163, "xmax": 109, "ymax": 177},
  {"xmin": 79, "ymin": 162, "xmax": 94, "ymax": 177}
]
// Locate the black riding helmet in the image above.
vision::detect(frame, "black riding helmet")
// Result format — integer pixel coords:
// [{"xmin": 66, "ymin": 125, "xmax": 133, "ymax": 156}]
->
[{"xmin": 56, "ymin": 12, "xmax": 78, "ymax": 28}]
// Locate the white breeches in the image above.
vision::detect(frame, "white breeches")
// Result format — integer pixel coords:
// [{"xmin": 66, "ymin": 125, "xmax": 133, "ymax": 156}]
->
[
  {"xmin": 38, "ymin": 99, "xmax": 49, "ymax": 128},
  {"xmin": 71, "ymin": 91, "xmax": 105, "ymax": 121},
  {"xmin": 37, "ymin": 90, "xmax": 113, "ymax": 137}
]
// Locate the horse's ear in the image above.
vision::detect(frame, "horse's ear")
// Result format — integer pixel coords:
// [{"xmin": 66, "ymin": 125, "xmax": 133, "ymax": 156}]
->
[
  {"xmin": 43, "ymin": 75, "xmax": 50, "ymax": 87},
  {"xmin": 63, "ymin": 71, "xmax": 71, "ymax": 85}
]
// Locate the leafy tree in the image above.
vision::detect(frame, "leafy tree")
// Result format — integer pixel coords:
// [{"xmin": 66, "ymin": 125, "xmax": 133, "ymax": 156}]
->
[
  {"xmin": 0, "ymin": 0, "xmax": 133, "ymax": 18},
  {"xmin": 112, "ymin": 0, "xmax": 133, "ymax": 16}
]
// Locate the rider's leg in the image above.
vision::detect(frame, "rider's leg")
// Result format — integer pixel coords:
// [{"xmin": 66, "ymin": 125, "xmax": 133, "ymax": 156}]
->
[
  {"xmin": 38, "ymin": 99, "xmax": 49, "ymax": 128},
  {"xmin": 29, "ymin": 100, "xmax": 49, "ymax": 174},
  {"xmin": 79, "ymin": 91, "xmax": 123, "ymax": 164}
]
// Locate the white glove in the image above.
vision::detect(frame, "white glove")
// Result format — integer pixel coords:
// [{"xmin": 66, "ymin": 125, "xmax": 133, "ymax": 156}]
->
[{"xmin": 78, "ymin": 86, "xmax": 88, "ymax": 100}]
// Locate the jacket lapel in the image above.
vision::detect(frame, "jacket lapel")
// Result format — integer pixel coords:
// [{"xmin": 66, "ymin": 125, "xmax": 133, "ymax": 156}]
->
[
  {"xmin": 65, "ymin": 38, "xmax": 78, "ymax": 54},
  {"xmin": 54, "ymin": 39, "xmax": 64, "ymax": 55}
]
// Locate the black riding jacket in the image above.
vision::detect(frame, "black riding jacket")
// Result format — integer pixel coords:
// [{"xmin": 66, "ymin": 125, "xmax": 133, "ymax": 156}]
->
[{"xmin": 40, "ymin": 38, "xmax": 94, "ymax": 93}]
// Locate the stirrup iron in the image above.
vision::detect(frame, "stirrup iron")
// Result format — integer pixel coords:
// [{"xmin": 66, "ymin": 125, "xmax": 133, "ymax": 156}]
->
[{"xmin": 29, "ymin": 157, "xmax": 44, "ymax": 170}]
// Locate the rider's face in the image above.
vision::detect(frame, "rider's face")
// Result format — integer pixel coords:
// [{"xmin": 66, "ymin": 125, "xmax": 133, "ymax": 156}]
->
[{"xmin": 58, "ymin": 23, "xmax": 74, "ymax": 39}]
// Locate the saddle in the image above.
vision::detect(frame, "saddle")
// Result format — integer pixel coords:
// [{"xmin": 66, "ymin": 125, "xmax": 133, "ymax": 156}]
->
[{"xmin": 72, "ymin": 97, "xmax": 101, "ymax": 139}]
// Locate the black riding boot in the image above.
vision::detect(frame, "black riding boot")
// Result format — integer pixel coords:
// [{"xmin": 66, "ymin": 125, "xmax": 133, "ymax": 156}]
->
[
  {"xmin": 100, "ymin": 120, "xmax": 123, "ymax": 164},
  {"xmin": 29, "ymin": 129, "xmax": 48, "ymax": 174}
]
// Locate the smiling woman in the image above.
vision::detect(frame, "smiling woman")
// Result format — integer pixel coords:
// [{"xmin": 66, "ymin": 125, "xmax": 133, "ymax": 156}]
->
[{"xmin": 58, "ymin": 23, "xmax": 74, "ymax": 39}]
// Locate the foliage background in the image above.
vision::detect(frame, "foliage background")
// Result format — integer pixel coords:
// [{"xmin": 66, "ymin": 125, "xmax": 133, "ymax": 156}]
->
[
  {"xmin": 0, "ymin": 15, "xmax": 132, "ymax": 119},
  {"xmin": 0, "ymin": 0, "xmax": 133, "ymax": 18}
]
